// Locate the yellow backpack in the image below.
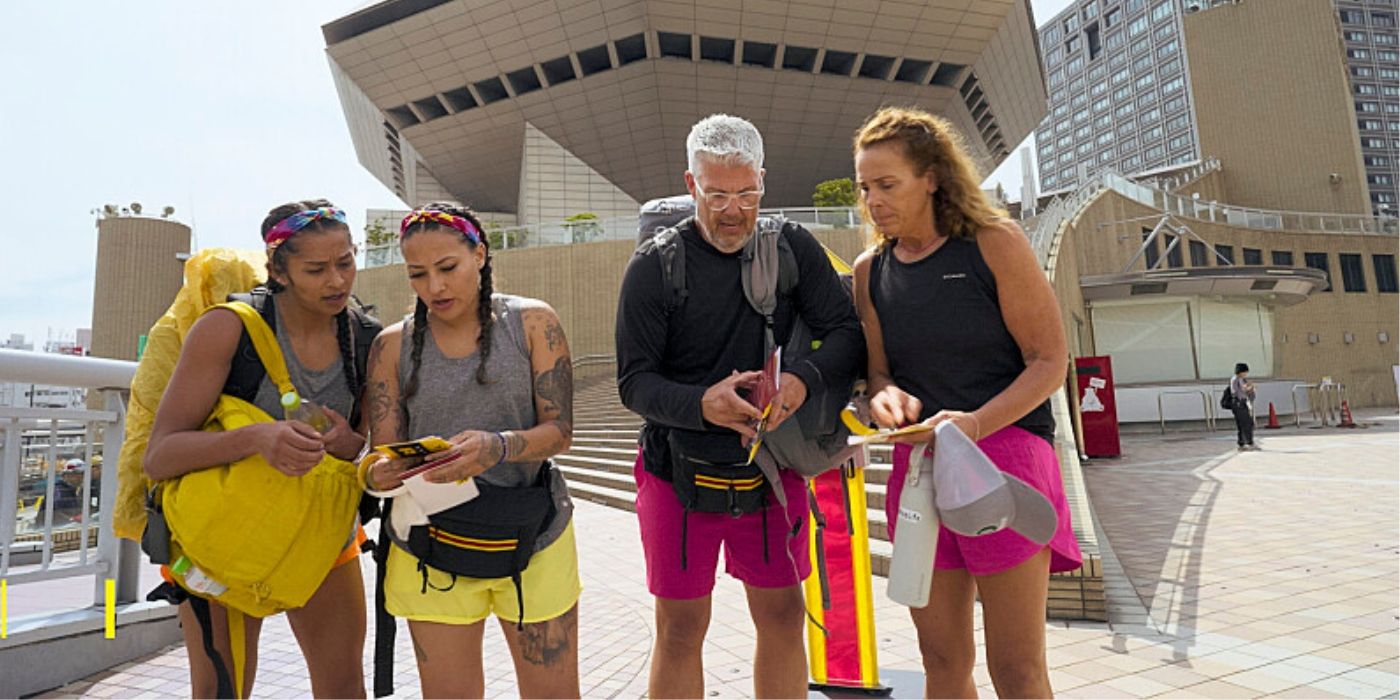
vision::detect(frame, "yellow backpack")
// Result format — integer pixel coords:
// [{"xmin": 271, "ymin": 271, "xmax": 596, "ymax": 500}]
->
[{"xmin": 153, "ymin": 301, "xmax": 362, "ymax": 696}]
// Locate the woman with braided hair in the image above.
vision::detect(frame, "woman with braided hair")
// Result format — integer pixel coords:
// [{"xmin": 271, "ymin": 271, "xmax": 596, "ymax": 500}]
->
[
  {"xmin": 144, "ymin": 199, "xmax": 377, "ymax": 697},
  {"xmin": 362, "ymin": 202, "xmax": 580, "ymax": 698}
]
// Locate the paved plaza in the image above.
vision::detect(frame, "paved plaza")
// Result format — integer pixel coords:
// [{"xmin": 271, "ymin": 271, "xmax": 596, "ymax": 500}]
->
[{"xmin": 31, "ymin": 411, "xmax": 1400, "ymax": 698}]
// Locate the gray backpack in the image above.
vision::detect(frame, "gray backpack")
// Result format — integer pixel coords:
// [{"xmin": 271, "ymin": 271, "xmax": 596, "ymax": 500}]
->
[{"xmin": 635, "ymin": 197, "xmax": 860, "ymax": 493}]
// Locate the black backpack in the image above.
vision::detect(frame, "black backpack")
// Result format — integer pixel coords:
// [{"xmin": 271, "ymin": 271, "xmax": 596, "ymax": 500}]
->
[{"xmin": 1220, "ymin": 386, "xmax": 1234, "ymax": 410}]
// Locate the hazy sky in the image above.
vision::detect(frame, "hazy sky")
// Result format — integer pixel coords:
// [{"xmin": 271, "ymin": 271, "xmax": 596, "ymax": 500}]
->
[{"xmin": 0, "ymin": 0, "xmax": 1070, "ymax": 347}]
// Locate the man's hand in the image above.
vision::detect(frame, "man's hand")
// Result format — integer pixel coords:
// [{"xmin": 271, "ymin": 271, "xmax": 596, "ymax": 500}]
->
[
  {"xmin": 764, "ymin": 372, "xmax": 808, "ymax": 431},
  {"xmin": 701, "ymin": 370, "xmax": 765, "ymax": 438}
]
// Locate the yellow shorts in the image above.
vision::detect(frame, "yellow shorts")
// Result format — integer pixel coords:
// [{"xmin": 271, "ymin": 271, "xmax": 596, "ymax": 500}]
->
[{"xmin": 385, "ymin": 521, "xmax": 580, "ymax": 626}]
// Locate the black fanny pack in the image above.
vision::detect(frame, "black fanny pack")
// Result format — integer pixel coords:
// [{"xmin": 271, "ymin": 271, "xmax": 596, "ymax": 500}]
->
[
  {"xmin": 667, "ymin": 430, "xmax": 773, "ymax": 569},
  {"xmin": 668, "ymin": 430, "xmax": 769, "ymax": 517},
  {"xmin": 407, "ymin": 462, "xmax": 557, "ymax": 628}
]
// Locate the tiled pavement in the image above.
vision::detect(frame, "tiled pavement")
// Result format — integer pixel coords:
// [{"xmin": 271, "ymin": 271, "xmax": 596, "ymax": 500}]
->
[{"xmin": 33, "ymin": 410, "xmax": 1400, "ymax": 698}]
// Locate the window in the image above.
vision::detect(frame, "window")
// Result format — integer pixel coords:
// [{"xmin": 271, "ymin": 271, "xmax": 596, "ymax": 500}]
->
[
  {"xmin": 1142, "ymin": 228, "xmax": 1160, "ymax": 268},
  {"xmin": 1084, "ymin": 3, "xmax": 1099, "ymax": 20},
  {"xmin": 1105, "ymin": 7, "xmax": 1121, "ymax": 27},
  {"xmin": 1374, "ymin": 254, "xmax": 1398, "ymax": 293},
  {"xmin": 1272, "ymin": 250, "xmax": 1294, "ymax": 266},
  {"xmin": 1135, "ymin": 73, "xmax": 1156, "ymax": 90},
  {"xmin": 1107, "ymin": 30, "xmax": 1126, "ymax": 49},
  {"xmin": 1373, "ymin": 12, "xmax": 1396, "ymax": 27},
  {"xmin": 1349, "ymin": 48, "xmax": 1371, "ymax": 59},
  {"xmin": 1153, "ymin": 21, "xmax": 1176, "ymax": 42},
  {"xmin": 1339, "ymin": 253, "xmax": 1368, "ymax": 292},
  {"xmin": 1165, "ymin": 234, "xmax": 1184, "ymax": 268},
  {"xmin": 1305, "ymin": 252, "xmax": 1332, "ymax": 291},
  {"xmin": 1345, "ymin": 30, "xmax": 1368, "ymax": 41},
  {"xmin": 1133, "ymin": 53, "xmax": 1153, "ymax": 73},
  {"xmin": 1143, "ymin": 125, "xmax": 1164, "ymax": 141},
  {"xmin": 1151, "ymin": 1, "xmax": 1173, "ymax": 22},
  {"xmin": 1164, "ymin": 94, "xmax": 1187, "ymax": 113},
  {"xmin": 1129, "ymin": 16, "xmax": 1148, "ymax": 36},
  {"xmin": 1340, "ymin": 9, "xmax": 1367, "ymax": 23},
  {"xmin": 1190, "ymin": 240, "xmax": 1208, "ymax": 266},
  {"xmin": 1065, "ymin": 13, "xmax": 1080, "ymax": 32},
  {"xmin": 1139, "ymin": 106, "xmax": 1161, "ymax": 124},
  {"xmin": 1169, "ymin": 134, "xmax": 1191, "ymax": 151},
  {"xmin": 1087, "ymin": 23, "xmax": 1103, "ymax": 59},
  {"xmin": 1243, "ymin": 248, "xmax": 1263, "ymax": 265},
  {"xmin": 1216, "ymin": 245, "xmax": 1235, "ymax": 265},
  {"xmin": 1354, "ymin": 66, "xmax": 1376, "ymax": 78},
  {"xmin": 1359, "ymin": 101, "xmax": 1382, "ymax": 113},
  {"xmin": 1166, "ymin": 113, "xmax": 1190, "ymax": 131},
  {"xmin": 1158, "ymin": 40, "xmax": 1179, "ymax": 59},
  {"xmin": 1356, "ymin": 83, "xmax": 1379, "ymax": 95},
  {"xmin": 1162, "ymin": 76, "xmax": 1185, "ymax": 94}
]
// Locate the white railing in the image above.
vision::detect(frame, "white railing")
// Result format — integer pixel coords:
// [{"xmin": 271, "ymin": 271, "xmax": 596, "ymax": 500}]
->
[
  {"xmin": 1150, "ymin": 157, "xmax": 1222, "ymax": 192},
  {"xmin": 363, "ymin": 206, "xmax": 864, "ymax": 268},
  {"xmin": 0, "ymin": 349, "xmax": 137, "ymax": 608},
  {"xmin": 1026, "ymin": 166, "xmax": 1399, "ymax": 270},
  {"xmin": 1103, "ymin": 171, "xmax": 1398, "ymax": 236}
]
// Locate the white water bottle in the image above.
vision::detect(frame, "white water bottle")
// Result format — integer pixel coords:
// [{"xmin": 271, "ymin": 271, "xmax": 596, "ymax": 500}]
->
[{"xmin": 886, "ymin": 446, "xmax": 939, "ymax": 607}]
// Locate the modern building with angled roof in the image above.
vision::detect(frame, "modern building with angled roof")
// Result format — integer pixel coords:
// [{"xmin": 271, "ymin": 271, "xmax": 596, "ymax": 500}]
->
[{"xmin": 322, "ymin": 0, "xmax": 1047, "ymax": 224}]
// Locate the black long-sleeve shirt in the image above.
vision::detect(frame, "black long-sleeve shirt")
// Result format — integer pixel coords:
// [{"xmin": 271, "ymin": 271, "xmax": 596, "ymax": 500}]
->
[{"xmin": 616, "ymin": 219, "xmax": 863, "ymax": 468}]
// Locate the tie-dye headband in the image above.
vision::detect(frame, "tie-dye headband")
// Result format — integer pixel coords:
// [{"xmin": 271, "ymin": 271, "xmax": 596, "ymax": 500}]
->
[
  {"xmin": 264, "ymin": 207, "xmax": 348, "ymax": 247},
  {"xmin": 399, "ymin": 210, "xmax": 482, "ymax": 245}
]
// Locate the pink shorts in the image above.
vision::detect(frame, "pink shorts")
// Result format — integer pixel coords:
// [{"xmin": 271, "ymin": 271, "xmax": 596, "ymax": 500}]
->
[
  {"xmin": 634, "ymin": 452, "xmax": 811, "ymax": 599},
  {"xmin": 885, "ymin": 425, "xmax": 1083, "ymax": 577}
]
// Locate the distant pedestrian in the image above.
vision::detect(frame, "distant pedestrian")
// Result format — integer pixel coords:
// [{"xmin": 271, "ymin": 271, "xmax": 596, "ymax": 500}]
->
[{"xmin": 1230, "ymin": 362, "xmax": 1257, "ymax": 450}]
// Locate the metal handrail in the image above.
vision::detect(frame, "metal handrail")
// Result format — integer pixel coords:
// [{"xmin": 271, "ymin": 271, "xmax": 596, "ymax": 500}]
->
[
  {"xmin": 571, "ymin": 354, "xmax": 615, "ymax": 369},
  {"xmin": 361, "ymin": 206, "xmax": 866, "ymax": 267},
  {"xmin": 1157, "ymin": 389, "xmax": 1215, "ymax": 434},
  {"xmin": 1290, "ymin": 383, "xmax": 1318, "ymax": 427},
  {"xmin": 0, "ymin": 350, "xmax": 137, "ymax": 611}
]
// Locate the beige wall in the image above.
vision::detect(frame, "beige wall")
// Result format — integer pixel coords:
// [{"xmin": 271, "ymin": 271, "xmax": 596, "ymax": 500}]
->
[
  {"xmin": 1184, "ymin": 0, "xmax": 1372, "ymax": 215},
  {"xmin": 354, "ymin": 226, "xmax": 871, "ymax": 360},
  {"xmin": 1052, "ymin": 190, "xmax": 1400, "ymax": 407},
  {"xmin": 90, "ymin": 217, "xmax": 191, "ymax": 361}
]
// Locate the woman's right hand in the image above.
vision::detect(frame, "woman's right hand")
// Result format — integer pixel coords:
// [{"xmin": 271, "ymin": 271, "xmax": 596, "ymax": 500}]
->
[
  {"xmin": 364, "ymin": 454, "xmax": 407, "ymax": 492},
  {"xmin": 870, "ymin": 384, "xmax": 923, "ymax": 430},
  {"xmin": 257, "ymin": 421, "xmax": 326, "ymax": 477}
]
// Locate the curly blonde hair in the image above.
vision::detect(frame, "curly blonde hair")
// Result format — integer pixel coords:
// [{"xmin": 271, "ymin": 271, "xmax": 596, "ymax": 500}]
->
[{"xmin": 853, "ymin": 106, "xmax": 1006, "ymax": 249}]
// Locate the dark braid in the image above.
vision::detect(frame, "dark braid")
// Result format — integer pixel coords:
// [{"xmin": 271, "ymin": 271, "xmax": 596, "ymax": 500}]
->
[
  {"xmin": 399, "ymin": 202, "xmax": 494, "ymax": 385},
  {"xmin": 334, "ymin": 309, "xmax": 358, "ymax": 397},
  {"xmin": 474, "ymin": 254, "xmax": 495, "ymax": 385},
  {"xmin": 399, "ymin": 298, "xmax": 430, "ymax": 423}
]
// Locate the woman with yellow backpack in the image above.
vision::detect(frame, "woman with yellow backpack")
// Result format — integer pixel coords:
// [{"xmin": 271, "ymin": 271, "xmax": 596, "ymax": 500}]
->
[
  {"xmin": 360, "ymin": 203, "xmax": 580, "ymax": 698},
  {"xmin": 143, "ymin": 200, "xmax": 378, "ymax": 698}
]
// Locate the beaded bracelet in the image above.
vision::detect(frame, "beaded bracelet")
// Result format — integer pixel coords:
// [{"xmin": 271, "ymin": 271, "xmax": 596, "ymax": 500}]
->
[{"xmin": 493, "ymin": 432, "xmax": 510, "ymax": 468}]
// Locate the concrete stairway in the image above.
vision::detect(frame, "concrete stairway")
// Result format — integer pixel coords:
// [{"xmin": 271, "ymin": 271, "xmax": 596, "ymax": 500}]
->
[{"xmin": 560, "ymin": 376, "xmax": 1104, "ymax": 621}]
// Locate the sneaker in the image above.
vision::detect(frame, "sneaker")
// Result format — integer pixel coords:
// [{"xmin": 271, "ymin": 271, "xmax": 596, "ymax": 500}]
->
[{"xmin": 1237, "ymin": 445, "xmax": 1247, "ymax": 451}]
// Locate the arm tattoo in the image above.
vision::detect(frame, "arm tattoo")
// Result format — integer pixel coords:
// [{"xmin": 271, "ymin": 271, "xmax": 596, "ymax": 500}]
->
[
  {"xmin": 518, "ymin": 605, "xmax": 576, "ymax": 666},
  {"xmin": 368, "ymin": 379, "xmax": 394, "ymax": 434},
  {"xmin": 542, "ymin": 318, "xmax": 566, "ymax": 352},
  {"xmin": 505, "ymin": 431, "xmax": 526, "ymax": 461},
  {"xmin": 533, "ymin": 356, "xmax": 574, "ymax": 433}
]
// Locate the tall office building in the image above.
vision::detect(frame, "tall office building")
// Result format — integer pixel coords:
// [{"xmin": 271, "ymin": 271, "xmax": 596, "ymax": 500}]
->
[
  {"xmin": 1036, "ymin": 0, "xmax": 1399, "ymax": 216},
  {"xmin": 1337, "ymin": 0, "xmax": 1400, "ymax": 215}
]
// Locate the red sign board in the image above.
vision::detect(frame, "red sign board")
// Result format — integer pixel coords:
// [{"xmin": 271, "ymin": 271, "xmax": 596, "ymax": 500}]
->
[{"xmin": 1075, "ymin": 356, "xmax": 1121, "ymax": 458}]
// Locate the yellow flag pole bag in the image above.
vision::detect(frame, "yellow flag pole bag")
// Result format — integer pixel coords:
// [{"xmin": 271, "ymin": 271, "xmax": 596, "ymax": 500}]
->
[{"xmin": 149, "ymin": 301, "xmax": 362, "ymax": 696}]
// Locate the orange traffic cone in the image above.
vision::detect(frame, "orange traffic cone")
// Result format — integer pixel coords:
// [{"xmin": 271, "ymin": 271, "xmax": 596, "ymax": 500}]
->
[
  {"xmin": 1265, "ymin": 402, "xmax": 1282, "ymax": 429},
  {"xmin": 1338, "ymin": 400, "xmax": 1357, "ymax": 428}
]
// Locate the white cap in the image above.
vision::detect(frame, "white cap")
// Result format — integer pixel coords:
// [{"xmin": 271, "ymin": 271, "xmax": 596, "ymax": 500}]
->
[{"xmin": 930, "ymin": 421, "xmax": 1058, "ymax": 546}]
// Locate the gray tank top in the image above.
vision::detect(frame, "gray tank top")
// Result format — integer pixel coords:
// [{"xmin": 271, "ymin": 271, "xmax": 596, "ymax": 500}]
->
[
  {"xmin": 251, "ymin": 298, "xmax": 356, "ymax": 422},
  {"xmin": 399, "ymin": 294, "xmax": 573, "ymax": 551}
]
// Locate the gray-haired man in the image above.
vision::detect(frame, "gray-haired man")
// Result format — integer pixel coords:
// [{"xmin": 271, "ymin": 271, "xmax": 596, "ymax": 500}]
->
[{"xmin": 616, "ymin": 114, "xmax": 863, "ymax": 697}]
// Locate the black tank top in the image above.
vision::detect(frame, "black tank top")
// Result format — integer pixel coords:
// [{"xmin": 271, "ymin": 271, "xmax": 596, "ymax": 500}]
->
[{"xmin": 869, "ymin": 236, "xmax": 1055, "ymax": 442}]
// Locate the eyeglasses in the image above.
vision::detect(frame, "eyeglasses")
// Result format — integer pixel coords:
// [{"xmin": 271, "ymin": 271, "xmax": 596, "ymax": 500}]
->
[{"xmin": 693, "ymin": 183, "xmax": 765, "ymax": 210}]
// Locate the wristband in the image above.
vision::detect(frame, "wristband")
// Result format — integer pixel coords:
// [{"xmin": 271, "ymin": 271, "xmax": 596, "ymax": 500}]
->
[{"xmin": 493, "ymin": 432, "xmax": 510, "ymax": 468}]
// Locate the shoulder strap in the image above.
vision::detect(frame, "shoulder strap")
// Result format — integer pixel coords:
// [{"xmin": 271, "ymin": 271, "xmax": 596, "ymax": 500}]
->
[
  {"xmin": 214, "ymin": 301, "xmax": 295, "ymax": 398},
  {"xmin": 644, "ymin": 224, "xmax": 687, "ymax": 316},
  {"xmin": 224, "ymin": 289, "xmax": 276, "ymax": 401},
  {"xmin": 742, "ymin": 217, "xmax": 787, "ymax": 354},
  {"xmin": 775, "ymin": 221, "xmax": 801, "ymax": 298}
]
